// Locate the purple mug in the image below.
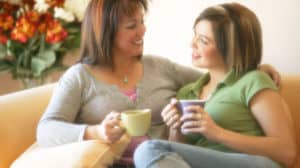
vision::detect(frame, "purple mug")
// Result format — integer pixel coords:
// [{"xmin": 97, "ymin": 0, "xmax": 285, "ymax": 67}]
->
[
  {"xmin": 177, "ymin": 99, "xmax": 206, "ymax": 115},
  {"xmin": 177, "ymin": 99, "xmax": 205, "ymax": 136}
]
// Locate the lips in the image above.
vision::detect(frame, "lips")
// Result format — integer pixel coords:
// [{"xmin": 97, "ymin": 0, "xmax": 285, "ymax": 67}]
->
[
  {"xmin": 192, "ymin": 52, "xmax": 201, "ymax": 60},
  {"xmin": 133, "ymin": 39, "xmax": 143, "ymax": 45}
]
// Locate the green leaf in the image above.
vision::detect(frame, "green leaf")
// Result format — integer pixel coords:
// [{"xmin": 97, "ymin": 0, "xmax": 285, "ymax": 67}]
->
[
  {"xmin": 7, "ymin": 49, "xmax": 13, "ymax": 57},
  {"xmin": 38, "ymin": 50, "xmax": 56, "ymax": 68},
  {"xmin": 51, "ymin": 43, "xmax": 62, "ymax": 51},
  {"xmin": 31, "ymin": 58, "xmax": 47, "ymax": 77},
  {"xmin": 0, "ymin": 45, "xmax": 6, "ymax": 58},
  {"xmin": 39, "ymin": 34, "xmax": 45, "ymax": 53},
  {"xmin": 17, "ymin": 52, "xmax": 24, "ymax": 67},
  {"xmin": 28, "ymin": 35, "xmax": 39, "ymax": 48},
  {"xmin": 6, "ymin": 40, "xmax": 12, "ymax": 48}
]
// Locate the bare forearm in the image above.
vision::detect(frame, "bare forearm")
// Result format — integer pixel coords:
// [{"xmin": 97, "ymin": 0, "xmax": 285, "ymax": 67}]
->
[
  {"xmin": 216, "ymin": 129, "xmax": 296, "ymax": 167},
  {"xmin": 168, "ymin": 128, "xmax": 186, "ymax": 142}
]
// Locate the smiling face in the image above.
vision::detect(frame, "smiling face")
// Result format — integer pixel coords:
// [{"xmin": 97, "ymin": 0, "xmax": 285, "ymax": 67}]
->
[
  {"xmin": 191, "ymin": 20, "xmax": 226, "ymax": 70},
  {"xmin": 113, "ymin": 8, "xmax": 146, "ymax": 58}
]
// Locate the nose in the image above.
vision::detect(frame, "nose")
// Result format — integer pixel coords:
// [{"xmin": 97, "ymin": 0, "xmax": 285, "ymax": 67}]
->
[
  {"xmin": 138, "ymin": 23, "xmax": 146, "ymax": 37},
  {"xmin": 190, "ymin": 36, "xmax": 197, "ymax": 49}
]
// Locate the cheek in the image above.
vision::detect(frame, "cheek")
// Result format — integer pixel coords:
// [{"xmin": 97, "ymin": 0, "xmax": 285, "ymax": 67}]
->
[{"xmin": 201, "ymin": 46, "xmax": 218, "ymax": 58}]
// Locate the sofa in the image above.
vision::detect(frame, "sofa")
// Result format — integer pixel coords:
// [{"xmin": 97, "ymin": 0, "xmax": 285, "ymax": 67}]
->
[{"xmin": 0, "ymin": 75, "xmax": 299, "ymax": 168}]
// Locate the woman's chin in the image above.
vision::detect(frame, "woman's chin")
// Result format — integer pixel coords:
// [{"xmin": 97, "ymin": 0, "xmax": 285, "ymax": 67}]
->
[{"xmin": 192, "ymin": 61, "xmax": 203, "ymax": 68}]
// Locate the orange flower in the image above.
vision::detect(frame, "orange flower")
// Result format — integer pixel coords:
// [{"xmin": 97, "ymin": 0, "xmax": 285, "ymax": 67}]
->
[
  {"xmin": 24, "ymin": 11, "xmax": 40, "ymax": 24},
  {"xmin": 10, "ymin": 12, "xmax": 39, "ymax": 43},
  {"xmin": 0, "ymin": 13, "xmax": 14, "ymax": 31},
  {"xmin": 46, "ymin": 19, "xmax": 68, "ymax": 44},
  {"xmin": 38, "ymin": 12, "xmax": 53, "ymax": 33},
  {"xmin": 10, "ymin": 28, "xmax": 28, "ymax": 43}
]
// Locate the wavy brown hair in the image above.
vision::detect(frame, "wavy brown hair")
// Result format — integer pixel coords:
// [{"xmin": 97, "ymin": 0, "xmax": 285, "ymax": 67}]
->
[{"xmin": 79, "ymin": 0, "xmax": 148, "ymax": 68}]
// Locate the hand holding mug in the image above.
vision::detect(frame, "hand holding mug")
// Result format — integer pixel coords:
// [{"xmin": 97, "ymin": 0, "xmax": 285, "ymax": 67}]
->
[
  {"xmin": 98, "ymin": 111, "xmax": 125, "ymax": 143},
  {"xmin": 161, "ymin": 98, "xmax": 182, "ymax": 130},
  {"xmin": 180, "ymin": 106, "xmax": 223, "ymax": 141}
]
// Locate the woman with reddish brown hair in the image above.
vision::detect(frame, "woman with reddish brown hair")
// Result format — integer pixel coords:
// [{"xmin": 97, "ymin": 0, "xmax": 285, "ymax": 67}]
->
[
  {"xmin": 37, "ymin": 0, "xmax": 203, "ymax": 167},
  {"xmin": 37, "ymin": 0, "xmax": 282, "ymax": 167}
]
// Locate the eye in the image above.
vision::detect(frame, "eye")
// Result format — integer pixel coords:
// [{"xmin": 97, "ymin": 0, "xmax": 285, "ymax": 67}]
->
[
  {"xmin": 126, "ymin": 23, "xmax": 136, "ymax": 29},
  {"xmin": 199, "ymin": 37, "xmax": 208, "ymax": 45}
]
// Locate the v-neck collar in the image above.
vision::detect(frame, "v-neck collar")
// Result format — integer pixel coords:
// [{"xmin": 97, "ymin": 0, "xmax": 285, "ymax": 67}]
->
[{"xmin": 80, "ymin": 58, "xmax": 147, "ymax": 106}]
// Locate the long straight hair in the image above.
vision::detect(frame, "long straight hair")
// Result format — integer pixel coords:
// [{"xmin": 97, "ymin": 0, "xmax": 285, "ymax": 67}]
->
[{"xmin": 194, "ymin": 3, "xmax": 262, "ymax": 74}]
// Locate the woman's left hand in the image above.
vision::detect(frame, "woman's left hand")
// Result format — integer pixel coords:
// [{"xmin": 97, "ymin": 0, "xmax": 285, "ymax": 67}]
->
[
  {"xmin": 180, "ymin": 105, "xmax": 223, "ymax": 141},
  {"xmin": 258, "ymin": 64, "xmax": 281, "ymax": 87}
]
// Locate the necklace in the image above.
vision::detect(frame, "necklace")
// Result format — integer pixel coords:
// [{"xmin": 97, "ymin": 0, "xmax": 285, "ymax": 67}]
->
[{"xmin": 123, "ymin": 75, "xmax": 128, "ymax": 84}]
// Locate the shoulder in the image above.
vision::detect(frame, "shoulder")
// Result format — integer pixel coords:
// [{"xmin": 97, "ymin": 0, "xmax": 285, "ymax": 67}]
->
[
  {"xmin": 59, "ymin": 63, "xmax": 87, "ymax": 87},
  {"xmin": 243, "ymin": 70, "xmax": 271, "ymax": 80},
  {"xmin": 63, "ymin": 63, "xmax": 85, "ymax": 77},
  {"xmin": 239, "ymin": 70, "xmax": 276, "ymax": 87},
  {"xmin": 142, "ymin": 55, "xmax": 174, "ymax": 67},
  {"xmin": 237, "ymin": 70, "xmax": 277, "ymax": 105}
]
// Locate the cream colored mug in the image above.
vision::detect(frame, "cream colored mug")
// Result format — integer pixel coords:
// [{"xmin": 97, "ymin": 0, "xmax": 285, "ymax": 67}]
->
[{"xmin": 121, "ymin": 109, "xmax": 151, "ymax": 136}]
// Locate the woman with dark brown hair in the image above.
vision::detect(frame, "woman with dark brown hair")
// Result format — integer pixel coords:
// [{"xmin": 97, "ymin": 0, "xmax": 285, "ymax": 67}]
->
[
  {"xmin": 37, "ymin": 0, "xmax": 282, "ymax": 167},
  {"xmin": 134, "ymin": 2, "xmax": 296, "ymax": 168}
]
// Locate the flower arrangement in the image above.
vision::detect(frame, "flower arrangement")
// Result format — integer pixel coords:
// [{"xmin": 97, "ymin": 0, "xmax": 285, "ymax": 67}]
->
[{"xmin": 0, "ymin": 0, "xmax": 86, "ymax": 87}]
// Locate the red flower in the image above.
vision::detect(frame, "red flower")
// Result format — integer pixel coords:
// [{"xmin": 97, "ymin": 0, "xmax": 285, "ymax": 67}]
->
[
  {"xmin": 21, "ymin": 0, "xmax": 35, "ymax": 9},
  {"xmin": 0, "ymin": 2, "xmax": 20, "ymax": 13},
  {"xmin": 0, "ymin": 33, "xmax": 8, "ymax": 44},
  {"xmin": 46, "ymin": 20, "xmax": 68, "ymax": 44},
  {"xmin": 0, "ymin": 13, "xmax": 14, "ymax": 31}
]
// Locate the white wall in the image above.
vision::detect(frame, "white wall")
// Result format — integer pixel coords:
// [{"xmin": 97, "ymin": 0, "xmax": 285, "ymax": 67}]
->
[{"xmin": 144, "ymin": 0, "xmax": 300, "ymax": 74}]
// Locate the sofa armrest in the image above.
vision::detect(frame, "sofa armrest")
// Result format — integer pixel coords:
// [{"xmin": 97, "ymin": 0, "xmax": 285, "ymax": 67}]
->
[{"xmin": 0, "ymin": 83, "xmax": 55, "ymax": 168}]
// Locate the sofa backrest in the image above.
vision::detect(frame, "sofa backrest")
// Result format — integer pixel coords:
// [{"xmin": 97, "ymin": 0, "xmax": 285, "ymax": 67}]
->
[
  {"xmin": 280, "ymin": 75, "xmax": 300, "ymax": 167},
  {"xmin": 0, "ymin": 75, "xmax": 299, "ymax": 168}
]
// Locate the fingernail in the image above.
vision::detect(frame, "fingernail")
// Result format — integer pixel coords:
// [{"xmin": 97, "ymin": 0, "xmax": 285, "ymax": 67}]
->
[{"xmin": 171, "ymin": 98, "xmax": 178, "ymax": 104}]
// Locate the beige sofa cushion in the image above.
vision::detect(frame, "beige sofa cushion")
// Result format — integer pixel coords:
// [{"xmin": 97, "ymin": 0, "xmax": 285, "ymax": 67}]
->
[{"xmin": 11, "ymin": 134, "xmax": 130, "ymax": 168}]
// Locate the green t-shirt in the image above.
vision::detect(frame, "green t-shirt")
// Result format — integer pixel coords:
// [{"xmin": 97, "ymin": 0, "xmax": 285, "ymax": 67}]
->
[{"xmin": 177, "ymin": 70, "xmax": 277, "ymax": 153}]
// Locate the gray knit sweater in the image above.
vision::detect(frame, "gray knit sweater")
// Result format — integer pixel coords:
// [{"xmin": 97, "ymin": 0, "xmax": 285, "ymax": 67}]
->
[{"xmin": 37, "ymin": 55, "xmax": 202, "ymax": 147}]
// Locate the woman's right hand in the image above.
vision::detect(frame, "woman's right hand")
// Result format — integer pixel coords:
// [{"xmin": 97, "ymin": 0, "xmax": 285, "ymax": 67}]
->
[
  {"xmin": 97, "ymin": 111, "xmax": 125, "ymax": 143},
  {"xmin": 161, "ymin": 98, "xmax": 182, "ymax": 130}
]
